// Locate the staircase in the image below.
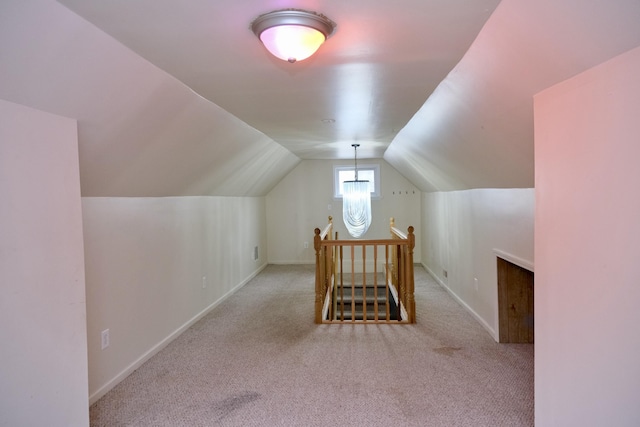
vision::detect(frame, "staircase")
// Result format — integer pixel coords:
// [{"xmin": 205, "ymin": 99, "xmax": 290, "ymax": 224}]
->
[{"xmin": 330, "ymin": 274, "xmax": 400, "ymax": 321}]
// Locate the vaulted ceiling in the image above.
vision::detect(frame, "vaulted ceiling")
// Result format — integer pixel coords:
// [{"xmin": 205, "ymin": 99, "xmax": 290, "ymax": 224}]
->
[{"xmin": 1, "ymin": 0, "xmax": 640, "ymax": 196}]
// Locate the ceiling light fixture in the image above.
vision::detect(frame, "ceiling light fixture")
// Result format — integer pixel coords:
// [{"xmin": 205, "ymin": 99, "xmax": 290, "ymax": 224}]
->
[{"xmin": 251, "ymin": 9, "xmax": 336, "ymax": 63}]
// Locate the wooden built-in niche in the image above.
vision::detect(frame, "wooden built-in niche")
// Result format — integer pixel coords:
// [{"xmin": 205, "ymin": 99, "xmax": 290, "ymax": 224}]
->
[{"xmin": 497, "ymin": 257, "xmax": 534, "ymax": 343}]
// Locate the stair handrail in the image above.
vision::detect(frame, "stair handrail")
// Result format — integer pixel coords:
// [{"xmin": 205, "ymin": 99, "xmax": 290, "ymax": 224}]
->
[
  {"xmin": 390, "ymin": 217, "xmax": 409, "ymax": 240},
  {"xmin": 316, "ymin": 216, "xmax": 334, "ymax": 241}
]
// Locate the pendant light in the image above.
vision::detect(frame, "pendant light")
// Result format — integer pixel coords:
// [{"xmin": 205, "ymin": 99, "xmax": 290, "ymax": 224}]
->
[{"xmin": 343, "ymin": 144, "xmax": 372, "ymax": 238}]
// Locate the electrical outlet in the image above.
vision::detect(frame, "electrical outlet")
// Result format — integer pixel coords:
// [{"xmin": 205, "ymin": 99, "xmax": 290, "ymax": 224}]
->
[
  {"xmin": 101, "ymin": 329, "xmax": 110, "ymax": 350},
  {"xmin": 328, "ymin": 204, "xmax": 332, "ymax": 210},
  {"xmin": 304, "ymin": 241, "xmax": 309, "ymax": 249},
  {"xmin": 202, "ymin": 276, "xmax": 207, "ymax": 289},
  {"xmin": 253, "ymin": 246, "xmax": 259, "ymax": 261}
]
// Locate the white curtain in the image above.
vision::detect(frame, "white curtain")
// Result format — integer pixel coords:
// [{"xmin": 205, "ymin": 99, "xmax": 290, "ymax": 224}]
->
[{"xmin": 343, "ymin": 180, "xmax": 371, "ymax": 238}]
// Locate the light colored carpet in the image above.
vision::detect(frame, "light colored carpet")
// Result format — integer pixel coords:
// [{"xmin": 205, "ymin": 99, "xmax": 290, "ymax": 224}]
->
[{"xmin": 90, "ymin": 264, "xmax": 533, "ymax": 426}]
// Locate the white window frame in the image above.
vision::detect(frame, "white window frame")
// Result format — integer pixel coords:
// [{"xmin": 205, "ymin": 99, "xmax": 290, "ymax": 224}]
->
[{"xmin": 333, "ymin": 164, "xmax": 381, "ymax": 199}]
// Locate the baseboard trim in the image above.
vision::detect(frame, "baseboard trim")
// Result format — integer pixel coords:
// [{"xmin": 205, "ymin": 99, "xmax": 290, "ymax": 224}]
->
[
  {"xmin": 88, "ymin": 263, "xmax": 268, "ymax": 405},
  {"xmin": 422, "ymin": 263, "xmax": 498, "ymax": 342}
]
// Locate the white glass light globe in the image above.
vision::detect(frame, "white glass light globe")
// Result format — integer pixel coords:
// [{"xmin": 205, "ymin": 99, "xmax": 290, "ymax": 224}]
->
[{"xmin": 259, "ymin": 25, "xmax": 326, "ymax": 63}]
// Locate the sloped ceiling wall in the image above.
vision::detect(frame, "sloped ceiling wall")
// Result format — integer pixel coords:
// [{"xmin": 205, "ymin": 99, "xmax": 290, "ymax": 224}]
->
[
  {"xmin": 0, "ymin": 0, "xmax": 299, "ymax": 197},
  {"xmin": 2, "ymin": 1, "xmax": 640, "ymax": 196},
  {"xmin": 385, "ymin": 0, "xmax": 640, "ymax": 191}
]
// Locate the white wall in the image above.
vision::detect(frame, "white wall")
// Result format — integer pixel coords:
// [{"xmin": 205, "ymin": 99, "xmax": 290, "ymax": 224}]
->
[
  {"xmin": 266, "ymin": 159, "xmax": 421, "ymax": 264},
  {"xmin": 534, "ymin": 46, "xmax": 640, "ymax": 426},
  {"xmin": 421, "ymin": 189, "xmax": 534, "ymax": 339},
  {"xmin": 0, "ymin": 100, "xmax": 89, "ymax": 426},
  {"xmin": 82, "ymin": 196, "xmax": 267, "ymax": 403}
]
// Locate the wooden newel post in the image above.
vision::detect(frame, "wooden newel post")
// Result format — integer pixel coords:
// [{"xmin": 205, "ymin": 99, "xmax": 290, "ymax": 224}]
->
[
  {"xmin": 407, "ymin": 226, "xmax": 416, "ymax": 323},
  {"xmin": 314, "ymin": 228, "xmax": 323, "ymax": 323}
]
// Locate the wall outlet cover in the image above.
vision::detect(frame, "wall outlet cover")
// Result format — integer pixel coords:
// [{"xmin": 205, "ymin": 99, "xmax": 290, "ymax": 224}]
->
[{"xmin": 101, "ymin": 329, "xmax": 109, "ymax": 350}]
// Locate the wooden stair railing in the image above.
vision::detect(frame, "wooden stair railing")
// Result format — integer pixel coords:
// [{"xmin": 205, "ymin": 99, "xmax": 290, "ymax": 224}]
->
[
  {"xmin": 314, "ymin": 216, "xmax": 334, "ymax": 324},
  {"xmin": 314, "ymin": 217, "xmax": 416, "ymax": 324},
  {"xmin": 390, "ymin": 217, "xmax": 416, "ymax": 323}
]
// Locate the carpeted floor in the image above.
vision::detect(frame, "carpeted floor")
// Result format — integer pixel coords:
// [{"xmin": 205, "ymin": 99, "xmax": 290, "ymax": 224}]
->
[{"xmin": 90, "ymin": 264, "xmax": 533, "ymax": 426}]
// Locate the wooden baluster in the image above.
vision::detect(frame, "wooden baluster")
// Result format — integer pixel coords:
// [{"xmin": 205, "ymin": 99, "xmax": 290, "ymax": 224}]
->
[
  {"xmin": 351, "ymin": 244, "xmax": 355, "ymax": 322},
  {"xmin": 385, "ymin": 244, "xmax": 390, "ymax": 321},
  {"xmin": 362, "ymin": 244, "xmax": 367, "ymax": 322},
  {"xmin": 327, "ymin": 242, "xmax": 336, "ymax": 320},
  {"xmin": 331, "ymin": 232, "xmax": 337, "ymax": 321},
  {"xmin": 339, "ymin": 238, "xmax": 344, "ymax": 321},
  {"xmin": 373, "ymin": 244, "xmax": 379, "ymax": 322}
]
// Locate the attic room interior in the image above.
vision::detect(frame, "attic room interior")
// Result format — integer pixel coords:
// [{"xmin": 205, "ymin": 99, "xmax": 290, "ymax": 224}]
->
[{"xmin": 1, "ymin": 0, "xmax": 640, "ymax": 426}]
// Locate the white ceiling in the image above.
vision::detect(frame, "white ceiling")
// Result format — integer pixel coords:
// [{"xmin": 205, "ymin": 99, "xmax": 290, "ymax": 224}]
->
[
  {"xmin": 1, "ymin": 0, "xmax": 640, "ymax": 196},
  {"xmin": 55, "ymin": 0, "xmax": 501, "ymax": 160}
]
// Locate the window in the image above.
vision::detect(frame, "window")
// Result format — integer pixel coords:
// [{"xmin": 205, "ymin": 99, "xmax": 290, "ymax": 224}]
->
[{"xmin": 333, "ymin": 164, "xmax": 380, "ymax": 199}]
